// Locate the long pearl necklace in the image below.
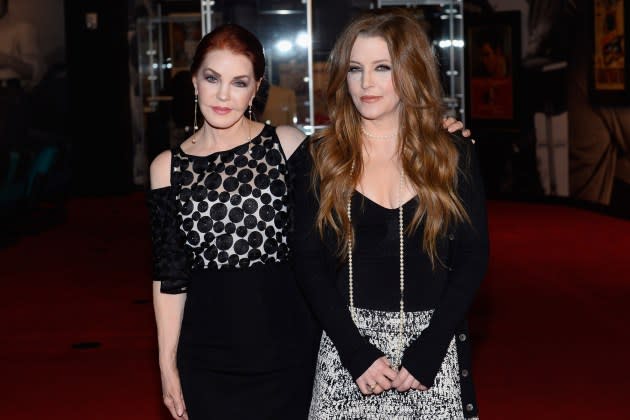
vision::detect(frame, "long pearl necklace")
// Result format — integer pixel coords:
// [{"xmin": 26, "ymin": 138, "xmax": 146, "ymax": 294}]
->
[
  {"xmin": 361, "ymin": 126, "xmax": 397, "ymax": 140},
  {"xmin": 347, "ymin": 167, "xmax": 406, "ymax": 369}
]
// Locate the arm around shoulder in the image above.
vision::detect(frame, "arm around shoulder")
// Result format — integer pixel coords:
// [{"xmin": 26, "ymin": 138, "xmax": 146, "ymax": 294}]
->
[{"xmin": 276, "ymin": 125, "xmax": 307, "ymax": 159}]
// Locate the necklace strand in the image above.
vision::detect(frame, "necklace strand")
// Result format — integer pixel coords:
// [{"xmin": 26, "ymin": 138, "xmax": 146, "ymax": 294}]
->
[
  {"xmin": 360, "ymin": 126, "xmax": 397, "ymax": 140},
  {"xmin": 348, "ymin": 165, "xmax": 406, "ymax": 369}
]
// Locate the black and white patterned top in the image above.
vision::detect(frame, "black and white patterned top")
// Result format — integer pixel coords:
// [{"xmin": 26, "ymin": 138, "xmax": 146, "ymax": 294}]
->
[
  {"xmin": 170, "ymin": 124, "xmax": 291, "ymax": 271},
  {"xmin": 147, "ymin": 126, "xmax": 320, "ymax": 374}
]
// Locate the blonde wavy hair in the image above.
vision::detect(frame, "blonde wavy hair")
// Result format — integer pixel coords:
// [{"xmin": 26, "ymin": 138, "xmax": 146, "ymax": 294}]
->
[{"xmin": 310, "ymin": 8, "xmax": 468, "ymax": 267}]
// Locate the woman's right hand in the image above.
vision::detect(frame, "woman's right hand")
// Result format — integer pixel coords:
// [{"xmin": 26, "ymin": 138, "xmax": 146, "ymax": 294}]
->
[
  {"xmin": 355, "ymin": 356, "xmax": 398, "ymax": 395},
  {"xmin": 160, "ymin": 363, "xmax": 188, "ymax": 419}
]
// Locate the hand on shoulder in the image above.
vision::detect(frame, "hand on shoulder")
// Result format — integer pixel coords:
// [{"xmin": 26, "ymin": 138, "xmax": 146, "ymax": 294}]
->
[
  {"xmin": 150, "ymin": 150, "xmax": 173, "ymax": 189},
  {"xmin": 276, "ymin": 125, "xmax": 307, "ymax": 159},
  {"xmin": 442, "ymin": 117, "xmax": 473, "ymax": 142}
]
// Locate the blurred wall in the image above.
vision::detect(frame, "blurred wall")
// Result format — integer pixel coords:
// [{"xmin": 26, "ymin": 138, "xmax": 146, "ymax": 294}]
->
[{"xmin": 8, "ymin": 0, "xmax": 66, "ymax": 67}]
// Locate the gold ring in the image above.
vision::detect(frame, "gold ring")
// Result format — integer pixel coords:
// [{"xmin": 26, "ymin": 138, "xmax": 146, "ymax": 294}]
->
[{"xmin": 369, "ymin": 383, "xmax": 377, "ymax": 391}]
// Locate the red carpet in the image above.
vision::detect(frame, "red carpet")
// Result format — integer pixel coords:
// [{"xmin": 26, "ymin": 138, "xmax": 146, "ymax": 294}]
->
[{"xmin": 1, "ymin": 194, "xmax": 628, "ymax": 419}]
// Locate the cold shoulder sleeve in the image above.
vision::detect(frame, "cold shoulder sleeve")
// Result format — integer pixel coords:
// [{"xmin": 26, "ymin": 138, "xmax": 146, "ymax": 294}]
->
[
  {"xmin": 290, "ymin": 140, "xmax": 383, "ymax": 380},
  {"xmin": 147, "ymin": 186, "xmax": 191, "ymax": 294},
  {"xmin": 401, "ymin": 135, "xmax": 489, "ymax": 387}
]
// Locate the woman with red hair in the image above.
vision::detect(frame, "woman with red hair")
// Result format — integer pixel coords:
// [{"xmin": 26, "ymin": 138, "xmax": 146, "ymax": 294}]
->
[{"xmin": 148, "ymin": 24, "xmax": 318, "ymax": 419}]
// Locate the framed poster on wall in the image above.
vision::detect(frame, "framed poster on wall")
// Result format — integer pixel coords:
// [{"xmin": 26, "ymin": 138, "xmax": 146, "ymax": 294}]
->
[
  {"xmin": 466, "ymin": 11, "xmax": 521, "ymax": 130},
  {"xmin": 590, "ymin": 0, "xmax": 630, "ymax": 105}
]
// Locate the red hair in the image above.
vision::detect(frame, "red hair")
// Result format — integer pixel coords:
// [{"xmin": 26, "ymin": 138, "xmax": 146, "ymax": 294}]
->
[{"xmin": 190, "ymin": 24, "xmax": 265, "ymax": 80}]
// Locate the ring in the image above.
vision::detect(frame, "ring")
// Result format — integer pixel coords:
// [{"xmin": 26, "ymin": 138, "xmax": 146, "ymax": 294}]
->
[{"xmin": 369, "ymin": 383, "xmax": 377, "ymax": 391}]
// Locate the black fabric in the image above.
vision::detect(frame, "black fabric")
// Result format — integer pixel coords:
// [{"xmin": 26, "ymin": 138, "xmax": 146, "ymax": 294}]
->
[
  {"xmin": 290, "ymin": 141, "xmax": 385, "ymax": 379},
  {"xmin": 291, "ymin": 134, "xmax": 489, "ymax": 396},
  {"xmin": 454, "ymin": 322, "xmax": 480, "ymax": 417},
  {"xmin": 335, "ymin": 194, "xmax": 452, "ymax": 312},
  {"xmin": 401, "ymin": 136, "xmax": 489, "ymax": 391},
  {"xmin": 177, "ymin": 262, "xmax": 319, "ymax": 372},
  {"xmin": 149, "ymin": 126, "xmax": 321, "ymax": 417},
  {"xmin": 179, "ymin": 360, "xmax": 314, "ymax": 420},
  {"xmin": 147, "ymin": 186, "xmax": 191, "ymax": 293}
]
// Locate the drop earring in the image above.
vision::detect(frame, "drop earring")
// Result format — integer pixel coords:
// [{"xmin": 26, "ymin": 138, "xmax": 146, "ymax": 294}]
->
[
  {"xmin": 192, "ymin": 93, "xmax": 199, "ymax": 144},
  {"xmin": 248, "ymin": 104, "xmax": 253, "ymax": 121}
]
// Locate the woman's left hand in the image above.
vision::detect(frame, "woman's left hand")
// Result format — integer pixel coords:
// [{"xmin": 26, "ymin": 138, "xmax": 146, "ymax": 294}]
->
[
  {"xmin": 355, "ymin": 356, "xmax": 398, "ymax": 395},
  {"xmin": 391, "ymin": 366, "xmax": 428, "ymax": 392},
  {"xmin": 442, "ymin": 117, "xmax": 471, "ymax": 138}
]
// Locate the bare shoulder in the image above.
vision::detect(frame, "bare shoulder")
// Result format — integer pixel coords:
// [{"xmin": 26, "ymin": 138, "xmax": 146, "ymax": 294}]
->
[
  {"xmin": 276, "ymin": 125, "xmax": 307, "ymax": 159},
  {"xmin": 149, "ymin": 150, "xmax": 172, "ymax": 189}
]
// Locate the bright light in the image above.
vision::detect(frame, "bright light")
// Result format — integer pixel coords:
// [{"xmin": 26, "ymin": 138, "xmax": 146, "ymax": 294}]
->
[
  {"xmin": 275, "ymin": 40, "xmax": 293, "ymax": 53},
  {"xmin": 296, "ymin": 32, "xmax": 310, "ymax": 48},
  {"xmin": 438, "ymin": 40, "xmax": 464, "ymax": 48}
]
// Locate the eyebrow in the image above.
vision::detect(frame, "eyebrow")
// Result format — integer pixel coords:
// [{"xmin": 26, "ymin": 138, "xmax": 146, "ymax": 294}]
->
[
  {"xmin": 203, "ymin": 67, "xmax": 252, "ymax": 80},
  {"xmin": 348, "ymin": 59, "xmax": 391, "ymax": 65}
]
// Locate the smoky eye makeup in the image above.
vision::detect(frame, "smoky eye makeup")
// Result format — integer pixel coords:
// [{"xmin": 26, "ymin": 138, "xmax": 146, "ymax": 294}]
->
[
  {"xmin": 348, "ymin": 60, "xmax": 391, "ymax": 72},
  {"xmin": 232, "ymin": 77, "xmax": 250, "ymax": 87},
  {"xmin": 203, "ymin": 69, "xmax": 219, "ymax": 82}
]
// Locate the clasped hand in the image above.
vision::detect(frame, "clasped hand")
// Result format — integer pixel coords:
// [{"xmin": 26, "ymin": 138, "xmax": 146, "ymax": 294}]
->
[{"xmin": 355, "ymin": 356, "xmax": 428, "ymax": 395}]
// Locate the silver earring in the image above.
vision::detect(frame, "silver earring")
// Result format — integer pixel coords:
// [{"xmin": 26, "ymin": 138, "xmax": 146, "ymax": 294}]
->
[
  {"xmin": 192, "ymin": 93, "xmax": 199, "ymax": 143},
  {"xmin": 194, "ymin": 94, "xmax": 199, "ymax": 131},
  {"xmin": 248, "ymin": 104, "xmax": 253, "ymax": 121}
]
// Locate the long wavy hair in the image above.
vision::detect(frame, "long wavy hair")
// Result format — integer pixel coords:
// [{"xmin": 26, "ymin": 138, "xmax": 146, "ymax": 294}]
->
[{"xmin": 311, "ymin": 8, "xmax": 468, "ymax": 267}]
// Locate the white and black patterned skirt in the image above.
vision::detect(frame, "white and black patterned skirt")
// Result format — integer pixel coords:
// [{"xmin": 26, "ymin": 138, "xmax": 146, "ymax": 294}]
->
[{"xmin": 309, "ymin": 307, "xmax": 478, "ymax": 420}]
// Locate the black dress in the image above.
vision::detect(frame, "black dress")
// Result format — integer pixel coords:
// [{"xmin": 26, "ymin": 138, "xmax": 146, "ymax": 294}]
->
[{"xmin": 148, "ymin": 125, "xmax": 319, "ymax": 419}]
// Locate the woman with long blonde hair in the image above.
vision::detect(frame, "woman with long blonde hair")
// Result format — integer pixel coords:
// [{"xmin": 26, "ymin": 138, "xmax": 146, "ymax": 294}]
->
[{"xmin": 292, "ymin": 9, "xmax": 488, "ymax": 418}]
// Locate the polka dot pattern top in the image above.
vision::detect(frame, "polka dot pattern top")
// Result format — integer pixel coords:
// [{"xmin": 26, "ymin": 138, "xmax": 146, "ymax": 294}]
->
[{"xmin": 171, "ymin": 125, "xmax": 290, "ymax": 271}]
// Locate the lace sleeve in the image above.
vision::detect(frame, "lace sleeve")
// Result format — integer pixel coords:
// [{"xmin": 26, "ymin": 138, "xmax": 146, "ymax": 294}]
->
[{"xmin": 147, "ymin": 186, "xmax": 191, "ymax": 294}]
